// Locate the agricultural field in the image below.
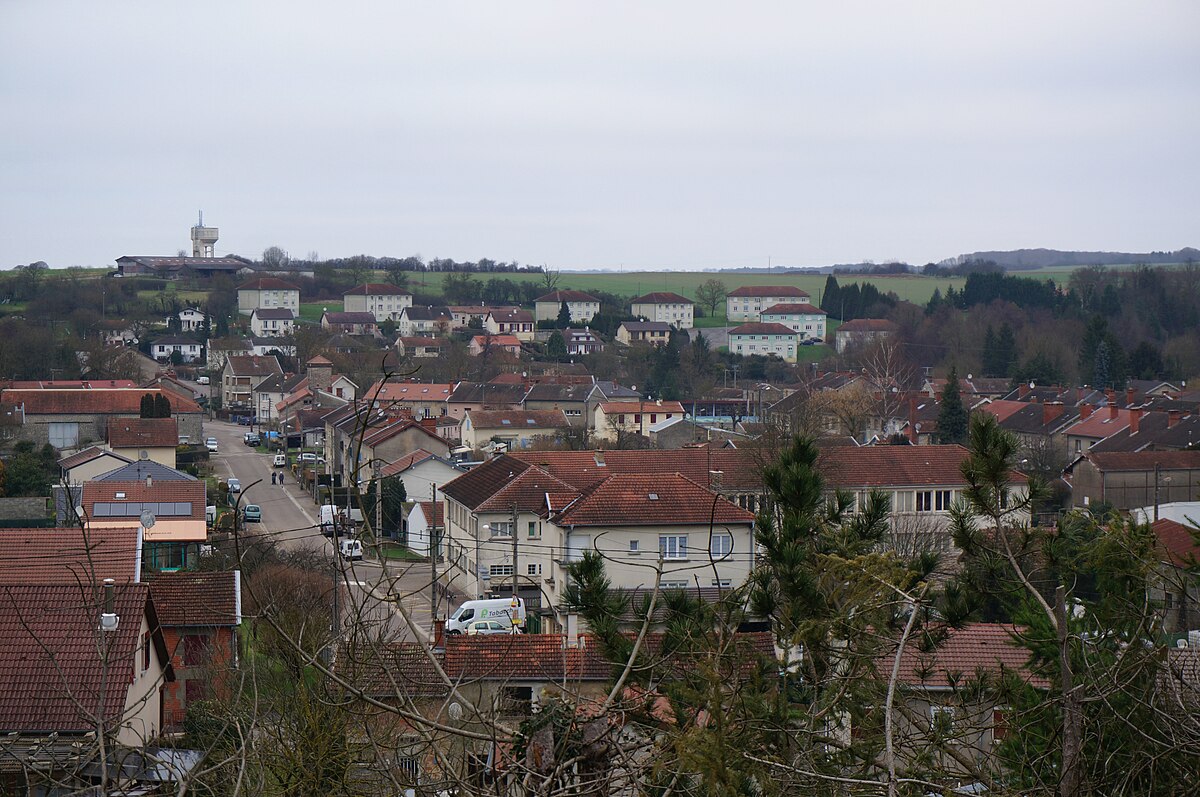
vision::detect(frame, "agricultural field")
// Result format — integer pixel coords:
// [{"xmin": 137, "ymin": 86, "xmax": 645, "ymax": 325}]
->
[{"xmin": 299, "ymin": 301, "xmax": 341, "ymax": 322}]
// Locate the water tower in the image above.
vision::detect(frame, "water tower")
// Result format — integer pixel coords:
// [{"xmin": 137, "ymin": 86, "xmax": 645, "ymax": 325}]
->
[{"xmin": 190, "ymin": 211, "xmax": 219, "ymax": 258}]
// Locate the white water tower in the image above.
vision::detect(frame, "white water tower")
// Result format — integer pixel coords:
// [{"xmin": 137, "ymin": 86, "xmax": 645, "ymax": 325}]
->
[{"xmin": 191, "ymin": 211, "xmax": 219, "ymax": 258}]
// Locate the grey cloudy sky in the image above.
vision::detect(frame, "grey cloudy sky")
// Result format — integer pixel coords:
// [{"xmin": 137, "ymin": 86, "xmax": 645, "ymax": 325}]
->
[{"xmin": 2, "ymin": 1, "xmax": 1197, "ymax": 270}]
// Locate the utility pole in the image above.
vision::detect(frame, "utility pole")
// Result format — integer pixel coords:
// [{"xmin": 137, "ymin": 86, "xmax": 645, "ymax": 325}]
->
[
  {"xmin": 373, "ymin": 460, "xmax": 382, "ymax": 542},
  {"xmin": 430, "ymin": 483, "xmax": 439, "ymax": 628},
  {"xmin": 511, "ymin": 502, "xmax": 519, "ymax": 599}
]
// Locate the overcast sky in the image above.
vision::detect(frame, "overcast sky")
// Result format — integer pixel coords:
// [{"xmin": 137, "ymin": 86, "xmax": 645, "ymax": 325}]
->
[{"xmin": 2, "ymin": 1, "xmax": 1197, "ymax": 270}]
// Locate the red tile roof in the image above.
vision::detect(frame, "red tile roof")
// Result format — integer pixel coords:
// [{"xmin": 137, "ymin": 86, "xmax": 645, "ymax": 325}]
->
[
  {"xmin": 1067, "ymin": 407, "xmax": 1134, "ymax": 439},
  {"xmin": 343, "ymin": 643, "xmax": 448, "ymax": 698},
  {"xmin": 0, "ymin": 527, "xmax": 141, "ymax": 585},
  {"xmin": 535, "ymin": 289, "xmax": 599, "ymax": 303},
  {"xmin": 237, "ymin": 276, "xmax": 299, "ymax": 291},
  {"xmin": 467, "ymin": 410, "xmax": 569, "ymax": 430},
  {"xmin": 1, "ymin": 388, "xmax": 201, "ymax": 416},
  {"xmin": 343, "ymin": 283, "xmax": 411, "ymax": 296},
  {"xmin": 470, "ymin": 334, "xmax": 522, "ymax": 349},
  {"xmin": 0, "ymin": 583, "xmax": 171, "ymax": 733},
  {"xmin": 886, "ymin": 623, "xmax": 1046, "ymax": 689},
  {"xmin": 1152, "ymin": 519, "xmax": 1200, "ymax": 568},
  {"xmin": 444, "ymin": 634, "xmax": 611, "ymax": 681},
  {"xmin": 147, "ymin": 571, "xmax": 240, "ymax": 627},
  {"xmin": 729, "ymin": 322, "xmax": 799, "ymax": 336},
  {"xmin": 365, "ymin": 380, "xmax": 454, "ymax": 403},
  {"xmin": 728, "ymin": 286, "xmax": 809, "ymax": 298},
  {"xmin": 762, "ymin": 303, "xmax": 827, "ymax": 315},
  {"xmin": 416, "ymin": 501, "xmax": 443, "ymax": 528},
  {"xmin": 554, "ymin": 473, "xmax": 755, "ymax": 527},
  {"xmin": 107, "ymin": 418, "xmax": 178, "ymax": 448},
  {"xmin": 1086, "ymin": 450, "xmax": 1200, "ymax": 472},
  {"xmin": 380, "ymin": 449, "xmax": 436, "ymax": 477},
  {"xmin": 508, "ymin": 449, "xmax": 765, "ymax": 493},
  {"xmin": 816, "ymin": 445, "xmax": 1028, "ymax": 488},
  {"xmin": 476, "ymin": 467, "xmax": 579, "ymax": 514},
  {"xmin": 631, "ymin": 292, "xmax": 692, "ymax": 304},
  {"xmin": 973, "ymin": 399, "xmax": 1031, "ymax": 423},
  {"xmin": 362, "ymin": 419, "xmax": 447, "ymax": 449},
  {"xmin": 837, "ymin": 318, "xmax": 899, "ymax": 333},
  {"xmin": 81, "ymin": 481, "xmax": 206, "ymax": 521},
  {"xmin": 598, "ymin": 401, "xmax": 685, "ymax": 414}
]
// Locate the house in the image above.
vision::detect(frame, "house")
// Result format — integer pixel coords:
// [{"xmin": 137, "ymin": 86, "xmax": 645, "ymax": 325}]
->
[
  {"xmin": 0, "ymin": 526, "xmax": 143, "ymax": 585},
  {"xmin": 468, "ymin": 334, "xmax": 522, "ymax": 357},
  {"xmin": 629, "ymin": 291, "xmax": 694, "ymax": 329},
  {"xmin": 398, "ymin": 305, "xmax": 454, "ymax": 337},
  {"xmin": 151, "ymin": 335, "xmax": 204, "ymax": 363},
  {"xmin": 59, "ymin": 446, "xmax": 133, "ymax": 485},
  {"xmin": 445, "ymin": 381, "xmax": 529, "ymax": 424},
  {"xmin": 395, "ymin": 336, "xmax": 444, "ymax": 359},
  {"xmin": 237, "ymin": 276, "xmax": 300, "ymax": 315},
  {"xmin": 649, "ymin": 416, "xmax": 751, "ymax": 449},
  {"xmin": 220, "ymin": 355, "xmax": 283, "ymax": 412},
  {"xmin": 1066, "ymin": 450, "xmax": 1200, "ymax": 511},
  {"xmin": 559, "ymin": 327, "xmax": 605, "ymax": 355},
  {"xmin": 82, "ymin": 459, "xmax": 208, "ymax": 572},
  {"xmin": 460, "ymin": 409, "xmax": 569, "ymax": 451},
  {"xmin": 1064, "ymin": 402, "xmax": 1137, "ymax": 455},
  {"xmin": 760, "ymin": 303, "xmax": 827, "ymax": 341},
  {"xmin": 333, "ymin": 414, "xmax": 450, "ymax": 487},
  {"xmin": 381, "ymin": 451, "xmax": 465, "ymax": 510},
  {"xmin": 484, "ymin": 308, "xmax": 536, "ymax": 341},
  {"xmin": 342, "ymin": 283, "xmax": 413, "ymax": 321},
  {"xmin": 729, "ymin": 322, "xmax": 801, "ymax": 362},
  {"xmin": 1147, "ymin": 518, "xmax": 1200, "ymax": 632},
  {"xmin": 726, "ymin": 285, "xmax": 812, "ymax": 322},
  {"xmin": 0, "ymin": 583, "xmax": 172, "ymax": 751},
  {"xmin": 252, "ymin": 371, "xmax": 305, "ymax": 426},
  {"xmin": 439, "ymin": 458, "xmax": 755, "ymax": 626},
  {"xmin": 364, "ymin": 379, "xmax": 454, "ymax": 419},
  {"xmin": 834, "ymin": 318, "xmax": 899, "ymax": 353},
  {"xmin": 522, "ymin": 382, "xmax": 595, "ymax": 427},
  {"xmin": 0, "ymin": 387, "xmax": 204, "ymax": 450},
  {"xmin": 592, "ymin": 400, "xmax": 686, "ymax": 441},
  {"xmin": 448, "ymin": 305, "xmax": 517, "ymax": 329},
  {"xmin": 534, "ymin": 290, "xmax": 601, "ymax": 324},
  {"xmin": 923, "ymin": 375, "xmax": 1011, "ymax": 400},
  {"xmin": 1091, "ymin": 408, "xmax": 1200, "ymax": 453},
  {"xmin": 249, "ymin": 335, "xmax": 297, "ymax": 358},
  {"xmin": 147, "ymin": 570, "xmax": 241, "ymax": 729},
  {"xmin": 249, "ymin": 307, "xmax": 296, "ymax": 337},
  {"xmin": 321, "ymin": 310, "xmax": 380, "ymax": 336},
  {"xmin": 206, "ymin": 336, "xmax": 253, "ymax": 371},
  {"xmin": 167, "ymin": 307, "xmax": 210, "ymax": 333},
  {"xmin": 616, "ymin": 320, "xmax": 672, "ymax": 347},
  {"xmin": 107, "ymin": 418, "xmax": 178, "ymax": 467},
  {"xmin": 406, "ymin": 501, "xmax": 443, "ymax": 557}
]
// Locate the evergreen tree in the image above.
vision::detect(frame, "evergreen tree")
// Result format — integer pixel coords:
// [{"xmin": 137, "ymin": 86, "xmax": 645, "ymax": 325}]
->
[
  {"xmin": 1093, "ymin": 340, "xmax": 1113, "ymax": 387},
  {"xmin": 546, "ymin": 331, "xmax": 567, "ymax": 360},
  {"xmin": 937, "ymin": 366, "xmax": 968, "ymax": 444},
  {"xmin": 925, "ymin": 287, "xmax": 943, "ymax": 315},
  {"xmin": 140, "ymin": 392, "xmax": 154, "ymax": 418},
  {"xmin": 154, "ymin": 394, "xmax": 172, "ymax": 418},
  {"xmin": 820, "ymin": 275, "xmax": 841, "ymax": 317},
  {"xmin": 981, "ymin": 326, "xmax": 999, "ymax": 376},
  {"xmin": 556, "ymin": 300, "xmax": 571, "ymax": 328},
  {"xmin": 995, "ymin": 322, "xmax": 1017, "ymax": 378}
]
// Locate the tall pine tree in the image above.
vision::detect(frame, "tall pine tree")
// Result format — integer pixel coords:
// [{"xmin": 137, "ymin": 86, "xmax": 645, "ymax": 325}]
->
[{"xmin": 937, "ymin": 366, "xmax": 968, "ymax": 444}]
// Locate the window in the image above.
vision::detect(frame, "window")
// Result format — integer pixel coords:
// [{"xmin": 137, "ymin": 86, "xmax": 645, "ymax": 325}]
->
[
  {"xmin": 935, "ymin": 490, "xmax": 953, "ymax": 511},
  {"xmin": 48, "ymin": 422, "xmax": 80, "ymax": 449},
  {"xmin": 661, "ymin": 580, "xmax": 689, "ymax": 590},
  {"xmin": 992, "ymin": 707, "xmax": 1009, "ymax": 742},
  {"xmin": 501, "ymin": 686, "xmax": 533, "ymax": 715},
  {"xmin": 659, "ymin": 535, "xmax": 688, "ymax": 560},
  {"xmin": 916, "ymin": 491, "xmax": 932, "ymax": 512},
  {"xmin": 893, "ymin": 490, "xmax": 914, "ymax": 512},
  {"xmin": 710, "ymin": 534, "xmax": 733, "ymax": 559},
  {"xmin": 527, "ymin": 521, "xmax": 538, "ymax": 538},
  {"xmin": 488, "ymin": 521, "xmax": 513, "ymax": 537},
  {"xmin": 489, "ymin": 564, "xmax": 514, "ymax": 577},
  {"xmin": 629, "ymin": 539, "xmax": 640, "ymax": 553},
  {"xmin": 182, "ymin": 633, "xmax": 211, "ymax": 667},
  {"xmin": 711, "ymin": 579, "xmax": 732, "ymax": 588},
  {"xmin": 930, "ymin": 705, "xmax": 955, "ymax": 732},
  {"xmin": 527, "ymin": 563, "xmax": 542, "ymax": 576}
]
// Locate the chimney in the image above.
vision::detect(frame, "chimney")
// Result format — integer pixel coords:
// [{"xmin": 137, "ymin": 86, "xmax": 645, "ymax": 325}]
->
[
  {"xmin": 1108, "ymin": 403, "xmax": 1119, "ymax": 420},
  {"xmin": 1129, "ymin": 407, "xmax": 1142, "ymax": 435},
  {"xmin": 594, "ymin": 451, "xmax": 606, "ymax": 467},
  {"xmin": 709, "ymin": 470, "xmax": 724, "ymax": 491},
  {"xmin": 1169, "ymin": 409, "xmax": 1181, "ymax": 428},
  {"xmin": 1126, "ymin": 387, "xmax": 1136, "ymax": 406},
  {"xmin": 1043, "ymin": 401, "xmax": 1065, "ymax": 427},
  {"xmin": 433, "ymin": 619, "xmax": 446, "ymax": 649},
  {"xmin": 1080, "ymin": 404, "xmax": 1094, "ymax": 420},
  {"xmin": 99, "ymin": 578, "xmax": 119, "ymax": 632},
  {"xmin": 1018, "ymin": 383, "xmax": 1030, "ymax": 399},
  {"xmin": 146, "ymin": 474, "xmax": 152, "ymax": 488},
  {"xmin": 1105, "ymin": 388, "xmax": 1116, "ymax": 405}
]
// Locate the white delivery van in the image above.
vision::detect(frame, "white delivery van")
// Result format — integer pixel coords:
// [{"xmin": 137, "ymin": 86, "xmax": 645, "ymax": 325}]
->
[
  {"xmin": 205, "ymin": 505, "xmax": 217, "ymax": 525},
  {"xmin": 272, "ymin": 453, "xmax": 287, "ymax": 467},
  {"xmin": 446, "ymin": 598, "xmax": 526, "ymax": 635},
  {"xmin": 339, "ymin": 539, "xmax": 363, "ymax": 560},
  {"xmin": 319, "ymin": 504, "xmax": 338, "ymax": 537}
]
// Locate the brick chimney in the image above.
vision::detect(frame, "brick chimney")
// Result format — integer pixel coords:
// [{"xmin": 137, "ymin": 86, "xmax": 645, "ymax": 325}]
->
[
  {"xmin": 1168, "ymin": 409, "xmax": 1181, "ymax": 428},
  {"xmin": 1080, "ymin": 403, "xmax": 1094, "ymax": 420},
  {"xmin": 709, "ymin": 470, "xmax": 724, "ymax": 491},
  {"xmin": 1108, "ymin": 402, "xmax": 1119, "ymax": 420},
  {"xmin": 1043, "ymin": 401, "xmax": 1064, "ymax": 427},
  {"xmin": 306, "ymin": 356, "xmax": 334, "ymax": 394},
  {"xmin": 1126, "ymin": 387, "xmax": 1136, "ymax": 406},
  {"xmin": 1129, "ymin": 407, "xmax": 1142, "ymax": 434},
  {"xmin": 1018, "ymin": 383, "xmax": 1031, "ymax": 399},
  {"xmin": 1105, "ymin": 388, "xmax": 1116, "ymax": 405}
]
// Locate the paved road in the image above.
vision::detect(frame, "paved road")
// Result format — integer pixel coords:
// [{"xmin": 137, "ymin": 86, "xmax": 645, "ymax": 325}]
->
[{"xmin": 206, "ymin": 419, "xmax": 437, "ymax": 642}]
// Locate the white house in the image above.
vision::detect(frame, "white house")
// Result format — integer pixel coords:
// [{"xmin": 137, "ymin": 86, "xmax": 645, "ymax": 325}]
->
[
  {"xmin": 250, "ymin": 307, "xmax": 296, "ymax": 337},
  {"xmin": 405, "ymin": 501, "xmax": 443, "ymax": 557},
  {"xmin": 150, "ymin": 336, "xmax": 204, "ymax": 363},
  {"xmin": 398, "ymin": 306, "xmax": 454, "ymax": 337},
  {"xmin": 484, "ymin": 309, "xmax": 536, "ymax": 341},
  {"xmin": 343, "ymin": 283, "xmax": 413, "ymax": 321},
  {"xmin": 460, "ymin": 409, "xmax": 569, "ymax": 451},
  {"xmin": 726, "ymin": 286, "xmax": 812, "ymax": 322},
  {"xmin": 237, "ymin": 277, "xmax": 301, "ymax": 315},
  {"xmin": 534, "ymin": 290, "xmax": 600, "ymax": 324},
  {"xmin": 760, "ymin": 303, "xmax": 827, "ymax": 341},
  {"xmin": 629, "ymin": 292, "xmax": 694, "ymax": 329},
  {"xmin": 728, "ymin": 322, "xmax": 801, "ymax": 362},
  {"xmin": 166, "ymin": 308, "xmax": 210, "ymax": 334},
  {"xmin": 381, "ymin": 450, "xmax": 465, "ymax": 507},
  {"xmin": 593, "ymin": 400, "xmax": 685, "ymax": 441},
  {"xmin": 835, "ymin": 318, "xmax": 900, "ymax": 353}
]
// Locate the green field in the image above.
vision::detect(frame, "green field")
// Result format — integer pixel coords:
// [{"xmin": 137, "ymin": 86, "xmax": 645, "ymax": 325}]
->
[{"xmin": 299, "ymin": 301, "xmax": 342, "ymax": 322}]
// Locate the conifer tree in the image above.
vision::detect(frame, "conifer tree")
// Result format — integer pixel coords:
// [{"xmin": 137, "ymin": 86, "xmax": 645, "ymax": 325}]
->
[{"xmin": 937, "ymin": 366, "xmax": 968, "ymax": 444}]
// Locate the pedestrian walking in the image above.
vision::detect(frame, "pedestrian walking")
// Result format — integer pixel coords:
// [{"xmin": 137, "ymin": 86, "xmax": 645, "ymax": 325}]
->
[{"xmin": 271, "ymin": 472, "xmax": 277, "ymax": 485}]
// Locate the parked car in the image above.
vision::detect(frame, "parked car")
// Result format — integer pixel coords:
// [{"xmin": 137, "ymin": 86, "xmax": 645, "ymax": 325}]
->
[
  {"xmin": 205, "ymin": 438, "xmax": 219, "ymax": 452},
  {"xmin": 196, "ymin": 375, "xmax": 210, "ymax": 385},
  {"xmin": 466, "ymin": 620, "xmax": 522, "ymax": 636},
  {"xmin": 299, "ymin": 452, "xmax": 324, "ymax": 464},
  {"xmin": 243, "ymin": 432, "xmax": 261, "ymax": 446},
  {"xmin": 242, "ymin": 504, "xmax": 261, "ymax": 523},
  {"xmin": 227, "ymin": 478, "xmax": 241, "ymax": 494}
]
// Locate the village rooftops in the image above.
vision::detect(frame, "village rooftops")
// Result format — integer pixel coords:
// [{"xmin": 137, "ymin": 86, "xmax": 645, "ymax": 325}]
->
[
  {"xmin": 224, "ymin": 355, "xmax": 283, "ymax": 377},
  {"xmin": 728, "ymin": 322, "xmax": 800, "ymax": 336},
  {"xmin": 365, "ymin": 379, "xmax": 455, "ymax": 403},
  {"xmin": 94, "ymin": 459, "xmax": 197, "ymax": 482},
  {"xmin": 535, "ymin": 289, "xmax": 599, "ymax": 303},
  {"xmin": 107, "ymin": 418, "xmax": 178, "ymax": 449},
  {"xmin": 146, "ymin": 570, "xmax": 241, "ymax": 627},
  {"xmin": 0, "ymin": 388, "xmax": 202, "ymax": 416},
  {"xmin": 323, "ymin": 311, "xmax": 378, "ymax": 324},
  {"xmin": 467, "ymin": 409, "xmax": 569, "ymax": 429},
  {"xmin": 343, "ymin": 283, "xmax": 411, "ymax": 296},
  {"xmin": 250, "ymin": 307, "xmax": 295, "ymax": 320},
  {"xmin": 553, "ymin": 473, "xmax": 755, "ymax": 527},
  {"xmin": 630, "ymin": 291, "xmax": 692, "ymax": 304},
  {"xmin": 0, "ymin": 526, "xmax": 142, "ymax": 585},
  {"xmin": 728, "ymin": 285, "xmax": 810, "ymax": 297},
  {"xmin": 58, "ymin": 446, "xmax": 132, "ymax": 471},
  {"xmin": 1150, "ymin": 518, "xmax": 1200, "ymax": 568},
  {"xmin": 598, "ymin": 400, "xmax": 686, "ymax": 414},
  {"xmin": 619, "ymin": 321, "xmax": 672, "ymax": 332},
  {"xmin": 816, "ymin": 444, "xmax": 1027, "ymax": 488},
  {"xmin": 237, "ymin": 276, "xmax": 300, "ymax": 291},
  {"xmin": 761, "ymin": 303, "xmax": 827, "ymax": 315}
]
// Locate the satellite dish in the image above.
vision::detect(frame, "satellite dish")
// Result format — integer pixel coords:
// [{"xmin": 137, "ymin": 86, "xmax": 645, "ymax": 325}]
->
[
  {"xmin": 139, "ymin": 510, "xmax": 156, "ymax": 530},
  {"xmin": 448, "ymin": 702, "xmax": 463, "ymax": 720}
]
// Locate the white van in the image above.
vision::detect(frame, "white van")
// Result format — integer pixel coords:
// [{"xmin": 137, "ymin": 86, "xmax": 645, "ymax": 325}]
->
[
  {"xmin": 339, "ymin": 539, "xmax": 363, "ymax": 560},
  {"xmin": 446, "ymin": 598, "xmax": 526, "ymax": 635},
  {"xmin": 205, "ymin": 505, "xmax": 217, "ymax": 526},
  {"xmin": 272, "ymin": 453, "xmax": 287, "ymax": 467},
  {"xmin": 319, "ymin": 504, "xmax": 339, "ymax": 536}
]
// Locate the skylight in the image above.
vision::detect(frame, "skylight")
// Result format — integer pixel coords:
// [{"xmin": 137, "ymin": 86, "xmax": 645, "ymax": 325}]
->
[{"xmin": 648, "ymin": 493, "xmax": 659, "ymax": 501}]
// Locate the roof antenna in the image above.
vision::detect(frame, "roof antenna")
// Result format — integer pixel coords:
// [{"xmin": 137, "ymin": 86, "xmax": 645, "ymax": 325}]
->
[{"xmin": 198, "ymin": 210, "xmax": 203, "ymax": 227}]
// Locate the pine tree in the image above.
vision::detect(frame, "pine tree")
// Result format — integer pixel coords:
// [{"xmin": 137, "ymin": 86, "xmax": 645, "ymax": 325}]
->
[
  {"xmin": 546, "ymin": 331, "xmax": 566, "ymax": 360},
  {"xmin": 1093, "ymin": 340, "xmax": 1113, "ymax": 387},
  {"xmin": 140, "ymin": 393, "xmax": 154, "ymax": 418},
  {"xmin": 556, "ymin": 300, "xmax": 571, "ymax": 328},
  {"xmin": 996, "ymin": 323, "xmax": 1017, "ymax": 378},
  {"xmin": 925, "ymin": 287, "xmax": 943, "ymax": 315},
  {"xmin": 981, "ymin": 326, "xmax": 998, "ymax": 376},
  {"xmin": 820, "ymin": 275, "xmax": 841, "ymax": 317},
  {"xmin": 937, "ymin": 367, "xmax": 968, "ymax": 444}
]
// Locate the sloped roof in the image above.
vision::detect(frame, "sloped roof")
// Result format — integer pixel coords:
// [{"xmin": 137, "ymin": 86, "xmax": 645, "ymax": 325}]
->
[
  {"xmin": 508, "ymin": 449, "xmax": 764, "ymax": 493},
  {"xmin": 599, "ymin": 401, "xmax": 685, "ymax": 414},
  {"xmin": 0, "ymin": 583, "xmax": 171, "ymax": 733},
  {"xmin": 448, "ymin": 381, "xmax": 528, "ymax": 406},
  {"xmin": 619, "ymin": 321, "xmax": 672, "ymax": 333},
  {"xmin": 107, "ymin": 418, "xmax": 178, "ymax": 449},
  {"xmin": 554, "ymin": 473, "xmax": 755, "ymax": 527},
  {"xmin": 631, "ymin": 291, "xmax": 692, "ymax": 304},
  {"xmin": 94, "ymin": 459, "xmax": 196, "ymax": 482},
  {"xmin": 344, "ymin": 643, "xmax": 448, "ymax": 699},
  {"xmin": 728, "ymin": 285, "xmax": 809, "ymax": 298},
  {"xmin": 150, "ymin": 335, "xmax": 203, "ymax": 346},
  {"xmin": 415, "ymin": 501, "xmax": 444, "ymax": 528},
  {"xmin": 251, "ymin": 307, "xmax": 295, "ymax": 321},
  {"xmin": 524, "ymin": 383, "xmax": 594, "ymax": 403},
  {"xmin": 237, "ymin": 277, "xmax": 299, "ymax": 291},
  {"xmin": 1085, "ymin": 450, "xmax": 1200, "ymax": 472},
  {"xmin": 467, "ymin": 409, "xmax": 569, "ymax": 430},
  {"xmin": 837, "ymin": 318, "xmax": 899, "ymax": 333},
  {"xmin": 380, "ymin": 449, "xmax": 437, "ymax": 477},
  {"xmin": 81, "ymin": 480, "xmax": 206, "ymax": 522},
  {"xmin": 0, "ymin": 388, "xmax": 201, "ymax": 416},
  {"xmin": 343, "ymin": 283, "xmax": 411, "ymax": 296},
  {"xmin": 886, "ymin": 623, "xmax": 1047, "ymax": 690},
  {"xmin": 470, "ymin": 334, "xmax": 522, "ymax": 348},
  {"xmin": 224, "ymin": 355, "xmax": 283, "ymax": 377},
  {"xmin": 1151, "ymin": 519, "xmax": 1200, "ymax": 568},
  {"xmin": 398, "ymin": 336, "xmax": 443, "ymax": 347},
  {"xmin": 476, "ymin": 467, "xmax": 578, "ymax": 514},
  {"xmin": 815, "ymin": 445, "xmax": 1024, "ymax": 488},
  {"xmin": 1067, "ymin": 407, "xmax": 1134, "ymax": 439},
  {"xmin": 366, "ymin": 380, "xmax": 454, "ymax": 403},
  {"xmin": 444, "ymin": 634, "xmax": 610, "ymax": 681},
  {"xmin": 975, "ymin": 399, "xmax": 1037, "ymax": 424},
  {"xmin": 729, "ymin": 322, "xmax": 799, "ymax": 336},
  {"xmin": 323, "ymin": 311, "xmax": 378, "ymax": 324},
  {"xmin": 0, "ymin": 527, "xmax": 141, "ymax": 586},
  {"xmin": 535, "ymin": 289, "xmax": 599, "ymax": 303},
  {"xmin": 402, "ymin": 306, "xmax": 453, "ymax": 321},
  {"xmin": 762, "ymin": 303, "xmax": 827, "ymax": 315},
  {"xmin": 488, "ymin": 308, "xmax": 535, "ymax": 324},
  {"xmin": 58, "ymin": 446, "xmax": 131, "ymax": 471},
  {"xmin": 147, "ymin": 570, "xmax": 240, "ymax": 627},
  {"xmin": 441, "ymin": 456, "xmax": 536, "ymax": 509},
  {"xmin": 362, "ymin": 419, "xmax": 447, "ymax": 449}
]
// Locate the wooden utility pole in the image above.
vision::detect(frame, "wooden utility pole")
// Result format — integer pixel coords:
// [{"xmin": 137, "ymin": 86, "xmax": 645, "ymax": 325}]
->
[
  {"xmin": 511, "ymin": 502, "xmax": 519, "ymax": 599},
  {"xmin": 430, "ymin": 484, "xmax": 439, "ymax": 628}
]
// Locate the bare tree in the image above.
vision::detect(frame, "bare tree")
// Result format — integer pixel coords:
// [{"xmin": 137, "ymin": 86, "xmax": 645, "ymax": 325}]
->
[{"xmin": 695, "ymin": 278, "xmax": 728, "ymax": 317}]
